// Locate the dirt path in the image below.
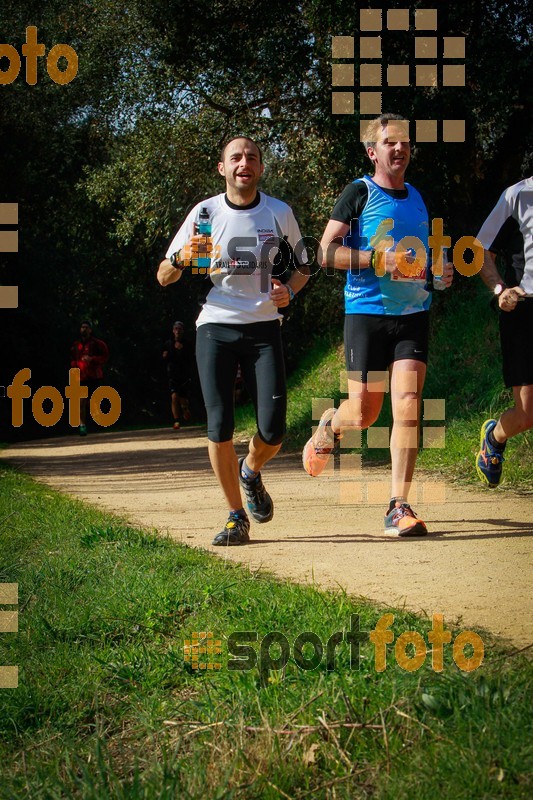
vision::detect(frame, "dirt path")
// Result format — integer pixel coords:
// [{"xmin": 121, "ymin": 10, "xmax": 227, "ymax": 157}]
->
[{"xmin": 3, "ymin": 427, "xmax": 532, "ymax": 647}]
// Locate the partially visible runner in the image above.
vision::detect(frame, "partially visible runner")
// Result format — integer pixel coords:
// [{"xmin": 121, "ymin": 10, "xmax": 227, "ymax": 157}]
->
[
  {"xmin": 302, "ymin": 113, "xmax": 453, "ymax": 536},
  {"xmin": 475, "ymin": 176, "xmax": 533, "ymax": 487},
  {"xmin": 70, "ymin": 320, "xmax": 109, "ymax": 436},
  {"xmin": 162, "ymin": 320, "xmax": 192, "ymax": 430},
  {"xmin": 157, "ymin": 136, "xmax": 309, "ymax": 545}
]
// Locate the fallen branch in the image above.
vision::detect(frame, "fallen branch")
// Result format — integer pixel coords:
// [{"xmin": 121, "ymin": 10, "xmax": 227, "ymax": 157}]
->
[{"xmin": 243, "ymin": 722, "xmax": 383, "ymax": 735}]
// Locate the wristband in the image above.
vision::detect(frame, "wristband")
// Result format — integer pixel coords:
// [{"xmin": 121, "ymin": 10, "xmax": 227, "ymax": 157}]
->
[
  {"xmin": 287, "ymin": 285, "xmax": 295, "ymax": 301},
  {"xmin": 370, "ymin": 249, "xmax": 376, "ymax": 270},
  {"xmin": 170, "ymin": 250, "xmax": 185, "ymax": 270}
]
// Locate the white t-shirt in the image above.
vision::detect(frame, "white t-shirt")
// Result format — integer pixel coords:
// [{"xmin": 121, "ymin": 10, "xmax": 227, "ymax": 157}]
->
[
  {"xmin": 477, "ymin": 177, "xmax": 533, "ymax": 294},
  {"xmin": 166, "ymin": 192, "xmax": 306, "ymax": 326}
]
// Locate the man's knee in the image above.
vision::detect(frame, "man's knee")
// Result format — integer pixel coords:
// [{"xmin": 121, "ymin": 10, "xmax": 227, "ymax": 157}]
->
[
  {"xmin": 361, "ymin": 402, "xmax": 382, "ymax": 429},
  {"xmin": 339, "ymin": 395, "xmax": 382, "ymax": 430},
  {"xmin": 518, "ymin": 405, "xmax": 533, "ymax": 431},
  {"xmin": 257, "ymin": 428, "xmax": 284, "ymax": 447},
  {"xmin": 206, "ymin": 407, "xmax": 234, "ymax": 442},
  {"xmin": 393, "ymin": 393, "xmax": 420, "ymax": 424},
  {"xmin": 513, "ymin": 388, "xmax": 533, "ymax": 431}
]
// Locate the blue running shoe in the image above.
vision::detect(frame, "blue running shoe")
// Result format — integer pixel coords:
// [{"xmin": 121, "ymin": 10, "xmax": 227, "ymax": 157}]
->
[
  {"xmin": 238, "ymin": 457, "xmax": 274, "ymax": 523},
  {"xmin": 476, "ymin": 419, "xmax": 505, "ymax": 488}
]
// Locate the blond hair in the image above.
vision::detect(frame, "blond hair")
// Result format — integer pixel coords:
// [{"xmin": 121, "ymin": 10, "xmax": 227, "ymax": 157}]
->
[{"xmin": 362, "ymin": 113, "xmax": 406, "ymax": 153}]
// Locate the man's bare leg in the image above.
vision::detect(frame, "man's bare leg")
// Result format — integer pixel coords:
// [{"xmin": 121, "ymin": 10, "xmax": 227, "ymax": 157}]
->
[
  {"xmin": 171, "ymin": 392, "xmax": 180, "ymax": 422},
  {"xmin": 208, "ymin": 439, "xmax": 243, "ymax": 511},
  {"xmin": 389, "ymin": 359, "xmax": 427, "ymax": 501},
  {"xmin": 244, "ymin": 433, "xmax": 281, "ymax": 474},
  {"xmin": 209, "ymin": 434, "xmax": 281, "ymax": 511},
  {"xmin": 302, "ymin": 374, "xmax": 384, "ymax": 478},
  {"xmin": 493, "ymin": 385, "xmax": 533, "ymax": 443},
  {"xmin": 332, "ymin": 372, "xmax": 386, "ymax": 434}
]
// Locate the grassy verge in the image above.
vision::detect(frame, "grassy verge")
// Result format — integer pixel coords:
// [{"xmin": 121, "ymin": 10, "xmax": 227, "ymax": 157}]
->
[
  {"xmin": 235, "ymin": 284, "xmax": 532, "ymax": 491},
  {"xmin": 0, "ymin": 466, "xmax": 531, "ymax": 799}
]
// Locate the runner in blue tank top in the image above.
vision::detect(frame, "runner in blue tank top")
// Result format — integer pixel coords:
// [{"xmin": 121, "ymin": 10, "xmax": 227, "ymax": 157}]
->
[{"xmin": 303, "ymin": 113, "xmax": 454, "ymax": 536}]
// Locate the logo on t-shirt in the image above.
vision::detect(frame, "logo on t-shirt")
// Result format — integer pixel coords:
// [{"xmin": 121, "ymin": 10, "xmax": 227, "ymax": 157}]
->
[{"xmin": 257, "ymin": 228, "xmax": 275, "ymax": 242}]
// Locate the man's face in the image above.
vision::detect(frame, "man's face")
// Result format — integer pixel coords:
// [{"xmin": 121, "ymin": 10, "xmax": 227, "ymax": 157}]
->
[
  {"xmin": 173, "ymin": 324, "xmax": 184, "ymax": 340},
  {"xmin": 218, "ymin": 138, "xmax": 264, "ymax": 193},
  {"xmin": 368, "ymin": 122, "xmax": 411, "ymax": 180},
  {"xmin": 80, "ymin": 323, "xmax": 91, "ymax": 340}
]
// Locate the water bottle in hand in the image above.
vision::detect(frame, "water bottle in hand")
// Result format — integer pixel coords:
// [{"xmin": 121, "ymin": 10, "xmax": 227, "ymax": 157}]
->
[
  {"xmin": 196, "ymin": 207, "xmax": 211, "ymax": 268},
  {"xmin": 433, "ymin": 247, "xmax": 447, "ymax": 291}
]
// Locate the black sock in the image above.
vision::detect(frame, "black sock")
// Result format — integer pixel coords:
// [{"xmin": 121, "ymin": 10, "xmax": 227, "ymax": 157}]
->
[{"xmin": 487, "ymin": 428, "xmax": 506, "ymax": 451}]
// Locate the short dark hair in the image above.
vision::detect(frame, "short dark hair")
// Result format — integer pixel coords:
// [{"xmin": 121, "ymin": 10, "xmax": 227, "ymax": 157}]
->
[{"xmin": 219, "ymin": 136, "xmax": 263, "ymax": 164}]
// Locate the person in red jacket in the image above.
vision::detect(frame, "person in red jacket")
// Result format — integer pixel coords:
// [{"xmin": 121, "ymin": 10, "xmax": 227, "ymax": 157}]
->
[{"xmin": 70, "ymin": 320, "xmax": 109, "ymax": 435}]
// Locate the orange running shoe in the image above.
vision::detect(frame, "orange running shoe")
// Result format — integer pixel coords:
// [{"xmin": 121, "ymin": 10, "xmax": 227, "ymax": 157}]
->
[
  {"xmin": 384, "ymin": 502, "xmax": 428, "ymax": 536},
  {"xmin": 302, "ymin": 408, "xmax": 341, "ymax": 477}
]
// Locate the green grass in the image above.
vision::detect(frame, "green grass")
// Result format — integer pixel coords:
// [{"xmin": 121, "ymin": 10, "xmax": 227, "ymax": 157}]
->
[
  {"xmin": 1, "ymin": 466, "xmax": 532, "ymax": 798},
  {"xmin": 235, "ymin": 284, "xmax": 533, "ymax": 491}
]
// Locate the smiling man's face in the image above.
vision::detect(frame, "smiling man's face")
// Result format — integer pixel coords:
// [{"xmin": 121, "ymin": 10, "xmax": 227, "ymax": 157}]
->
[
  {"xmin": 218, "ymin": 137, "xmax": 264, "ymax": 202},
  {"xmin": 367, "ymin": 122, "xmax": 411, "ymax": 188}
]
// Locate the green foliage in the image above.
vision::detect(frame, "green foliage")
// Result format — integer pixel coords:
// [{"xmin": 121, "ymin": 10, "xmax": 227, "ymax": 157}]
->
[{"xmin": 1, "ymin": 0, "xmax": 532, "ymax": 435}]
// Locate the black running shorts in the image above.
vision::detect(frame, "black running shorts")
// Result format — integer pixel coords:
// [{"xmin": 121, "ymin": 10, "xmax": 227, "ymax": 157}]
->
[
  {"xmin": 168, "ymin": 373, "xmax": 189, "ymax": 395},
  {"xmin": 499, "ymin": 298, "xmax": 533, "ymax": 387},
  {"xmin": 344, "ymin": 311, "xmax": 429, "ymax": 379},
  {"xmin": 195, "ymin": 320, "xmax": 286, "ymax": 444}
]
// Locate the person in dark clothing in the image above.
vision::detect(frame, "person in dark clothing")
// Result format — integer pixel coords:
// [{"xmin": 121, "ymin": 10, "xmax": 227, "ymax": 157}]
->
[
  {"xmin": 162, "ymin": 321, "xmax": 192, "ymax": 430},
  {"xmin": 70, "ymin": 320, "xmax": 109, "ymax": 436}
]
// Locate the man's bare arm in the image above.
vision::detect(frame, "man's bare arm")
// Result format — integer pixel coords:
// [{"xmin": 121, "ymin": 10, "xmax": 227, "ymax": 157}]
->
[
  {"xmin": 480, "ymin": 249, "xmax": 526, "ymax": 311},
  {"xmin": 157, "ymin": 258, "xmax": 183, "ymax": 286},
  {"xmin": 320, "ymin": 220, "xmax": 372, "ymax": 271},
  {"xmin": 479, "ymin": 249, "xmax": 503, "ymax": 291},
  {"xmin": 319, "ymin": 219, "xmax": 411, "ymax": 276},
  {"xmin": 287, "ymin": 262, "xmax": 311, "ymax": 294}
]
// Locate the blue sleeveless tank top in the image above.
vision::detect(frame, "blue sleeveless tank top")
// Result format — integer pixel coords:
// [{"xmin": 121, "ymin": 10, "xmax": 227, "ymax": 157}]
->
[{"xmin": 344, "ymin": 176, "xmax": 431, "ymax": 315}]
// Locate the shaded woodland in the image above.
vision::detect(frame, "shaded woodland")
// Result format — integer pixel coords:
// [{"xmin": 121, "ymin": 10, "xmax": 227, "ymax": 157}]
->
[{"xmin": 1, "ymin": 0, "xmax": 531, "ymax": 438}]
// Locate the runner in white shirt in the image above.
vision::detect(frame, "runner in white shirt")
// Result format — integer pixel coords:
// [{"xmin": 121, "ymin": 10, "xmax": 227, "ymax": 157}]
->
[
  {"xmin": 158, "ymin": 137, "xmax": 309, "ymax": 545},
  {"xmin": 475, "ymin": 177, "xmax": 533, "ymax": 487}
]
